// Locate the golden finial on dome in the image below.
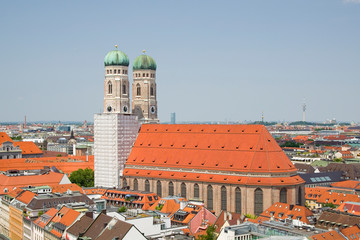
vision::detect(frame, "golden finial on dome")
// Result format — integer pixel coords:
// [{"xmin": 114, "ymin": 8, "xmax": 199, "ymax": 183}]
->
[
  {"xmin": 142, "ymin": 49, "xmax": 146, "ymax": 54},
  {"xmin": 115, "ymin": 45, "xmax": 118, "ymax": 49}
]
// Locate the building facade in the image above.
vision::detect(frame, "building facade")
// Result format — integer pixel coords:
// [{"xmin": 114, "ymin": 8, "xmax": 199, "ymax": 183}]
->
[{"xmin": 123, "ymin": 124, "xmax": 305, "ymax": 215}]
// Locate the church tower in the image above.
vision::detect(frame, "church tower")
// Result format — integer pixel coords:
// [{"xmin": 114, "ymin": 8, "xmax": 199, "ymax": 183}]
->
[
  {"xmin": 131, "ymin": 51, "xmax": 159, "ymax": 123},
  {"xmin": 103, "ymin": 46, "xmax": 130, "ymax": 114}
]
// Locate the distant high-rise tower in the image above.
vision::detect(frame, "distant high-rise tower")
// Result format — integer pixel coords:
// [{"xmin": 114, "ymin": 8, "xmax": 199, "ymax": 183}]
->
[
  {"xmin": 170, "ymin": 112, "xmax": 176, "ymax": 124},
  {"xmin": 302, "ymin": 101, "xmax": 306, "ymax": 122},
  {"xmin": 131, "ymin": 51, "xmax": 159, "ymax": 123}
]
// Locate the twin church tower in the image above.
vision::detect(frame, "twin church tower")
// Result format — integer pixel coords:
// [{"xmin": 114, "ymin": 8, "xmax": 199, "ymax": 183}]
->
[
  {"xmin": 103, "ymin": 46, "xmax": 159, "ymax": 123},
  {"xmin": 94, "ymin": 46, "xmax": 159, "ymax": 188}
]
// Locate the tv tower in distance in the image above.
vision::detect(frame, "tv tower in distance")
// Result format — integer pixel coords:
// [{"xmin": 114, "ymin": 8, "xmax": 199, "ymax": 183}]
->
[{"xmin": 302, "ymin": 100, "xmax": 306, "ymax": 122}]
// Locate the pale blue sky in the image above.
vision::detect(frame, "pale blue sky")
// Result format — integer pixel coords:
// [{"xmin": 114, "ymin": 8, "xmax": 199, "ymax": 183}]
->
[{"xmin": 1, "ymin": 0, "xmax": 359, "ymax": 123}]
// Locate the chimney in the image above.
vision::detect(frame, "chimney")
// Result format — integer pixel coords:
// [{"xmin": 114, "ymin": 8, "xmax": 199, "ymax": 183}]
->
[
  {"xmin": 85, "ymin": 211, "xmax": 93, "ymax": 219},
  {"xmin": 224, "ymin": 211, "xmax": 227, "ymax": 221},
  {"xmin": 229, "ymin": 212, "xmax": 232, "ymax": 220}
]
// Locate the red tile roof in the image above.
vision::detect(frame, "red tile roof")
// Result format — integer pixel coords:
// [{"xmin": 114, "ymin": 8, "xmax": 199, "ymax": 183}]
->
[
  {"xmin": 0, "ymin": 172, "xmax": 67, "ymax": 194},
  {"xmin": 341, "ymin": 225, "xmax": 360, "ymax": 239},
  {"xmin": 16, "ymin": 190, "xmax": 36, "ymax": 204},
  {"xmin": 126, "ymin": 125, "xmax": 297, "ymax": 174},
  {"xmin": 148, "ymin": 197, "xmax": 183, "ymax": 215},
  {"xmin": 259, "ymin": 202, "xmax": 313, "ymax": 224},
  {"xmin": 13, "ymin": 141, "xmax": 42, "ymax": 155},
  {"xmin": 310, "ymin": 230, "xmax": 345, "ymax": 240},
  {"xmin": 317, "ymin": 192, "xmax": 360, "ymax": 205},
  {"xmin": 0, "ymin": 132, "xmax": 13, "ymax": 145},
  {"xmin": 0, "ymin": 155, "xmax": 94, "ymax": 174},
  {"xmin": 331, "ymin": 180, "xmax": 360, "ymax": 190},
  {"xmin": 336, "ymin": 202, "xmax": 360, "ymax": 216},
  {"xmin": 34, "ymin": 208, "xmax": 58, "ymax": 228}
]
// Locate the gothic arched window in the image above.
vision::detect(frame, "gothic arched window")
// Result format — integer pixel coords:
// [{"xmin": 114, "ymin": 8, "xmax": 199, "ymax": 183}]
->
[
  {"xmin": 194, "ymin": 184, "xmax": 199, "ymax": 199},
  {"xmin": 207, "ymin": 185, "xmax": 213, "ymax": 210},
  {"xmin": 280, "ymin": 188, "xmax": 287, "ymax": 203},
  {"xmin": 122, "ymin": 178, "xmax": 127, "ymax": 188},
  {"xmin": 254, "ymin": 188, "xmax": 263, "ymax": 216},
  {"xmin": 122, "ymin": 84, "xmax": 126, "ymax": 95},
  {"xmin": 169, "ymin": 182, "xmax": 174, "ymax": 196},
  {"xmin": 221, "ymin": 186, "xmax": 227, "ymax": 210},
  {"xmin": 145, "ymin": 180, "xmax": 150, "ymax": 192},
  {"xmin": 297, "ymin": 187, "xmax": 302, "ymax": 205},
  {"xmin": 136, "ymin": 84, "xmax": 141, "ymax": 96},
  {"xmin": 108, "ymin": 82, "xmax": 112, "ymax": 94},
  {"xmin": 235, "ymin": 187, "xmax": 241, "ymax": 213},
  {"xmin": 181, "ymin": 183, "xmax": 186, "ymax": 198},
  {"xmin": 133, "ymin": 179, "xmax": 138, "ymax": 191},
  {"xmin": 150, "ymin": 85, "xmax": 154, "ymax": 96},
  {"xmin": 157, "ymin": 181, "xmax": 162, "ymax": 197}
]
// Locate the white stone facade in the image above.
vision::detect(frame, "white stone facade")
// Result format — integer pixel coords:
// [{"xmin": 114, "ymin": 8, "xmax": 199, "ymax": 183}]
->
[{"xmin": 94, "ymin": 113, "xmax": 139, "ymax": 188}]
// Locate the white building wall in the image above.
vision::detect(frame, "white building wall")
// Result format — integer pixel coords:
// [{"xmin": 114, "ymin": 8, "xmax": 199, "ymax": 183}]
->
[
  {"xmin": 94, "ymin": 113, "xmax": 139, "ymax": 188},
  {"xmin": 123, "ymin": 226, "xmax": 147, "ymax": 240}
]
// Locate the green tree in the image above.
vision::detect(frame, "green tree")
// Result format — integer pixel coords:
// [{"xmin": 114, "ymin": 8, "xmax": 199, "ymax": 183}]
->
[
  {"xmin": 118, "ymin": 206, "xmax": 127, "ymax": 213},
  {"xmin": 38, "ymin": 210, "xmax": 44, "ymax": 217},
  {"xmin": 197, "ymin": 225, "xmax": 216, "ymax": 240},
  {"xmin": 323, "ymin": 202, "xmax": 337, "ymax": 209},
  {"xmin": 69, "ymin": 168, "xmax": 94, "ymax": 187}
]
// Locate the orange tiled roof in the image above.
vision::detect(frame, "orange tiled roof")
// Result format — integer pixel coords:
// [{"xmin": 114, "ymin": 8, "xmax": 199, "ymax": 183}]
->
[
  {"xmin": 259, "ymin": 202, "xmax": 313, "ymax": 224},
  {"xmin": 0, "ymin": 155, "xmax": 94, "ymax": 175},
  {"xmin": 124, "ymin": 168, "xmax": 304, "ymax": 186},
  {"xmin": 0, "ymin": 132, "xmax": 13, "ymax": 145},
  {"xmin": 148, "ymin": 197, "xmax": 182, "ymax": 215},
  {"xmin": 0, "ymin": 172, "xmax": 66, "ymax": 194},
  {"xmin": 310, "ymin": 230, "xmax": 345, "ymax": 240},
  {"xmin": 50, "ymin": 206, "xmax": 80, "ymax": 227},
  {"xmin": 13, "ymin": 141, "xmax": 42, "ymax": 155},
  {"xmin": 49, "ymin": 183, "xmax": 84, "ymax": 194},
  {"xmin": 336, "ymin": 202, "xmax": 360, "ymax": 216},
  {"xmin": 331, "ymin": 180, "xmax": 360, "ymax": 190},
  {"xmin": 34, "ymin": 208, "xmax": 58, "ymax": 228},
  {"xmin": 126, "ymin": 125, "xmax": 298, "ymax": 174},
  {"xmin": 83, "ymin": 187, "xmax": 107, "ymax": 195},
  {"xmin": 317, "ymin": 192, "xmax": 360, "ymax": 205},
  {"xmin": 341, "ymin": 225, "xmax": 360, "ymax": 239},
  {"xmin": 16, "ymin": 190, "xmax": 36, "ymax": 204},
  {"xmin": 305, "ymin": 187, "xmax": 332, "ymax": 201}
]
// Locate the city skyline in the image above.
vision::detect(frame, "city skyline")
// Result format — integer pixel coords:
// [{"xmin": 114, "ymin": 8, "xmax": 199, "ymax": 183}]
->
[{"xmin": 1, "ymin": 0, "xmax": 359, "ymax": 122}]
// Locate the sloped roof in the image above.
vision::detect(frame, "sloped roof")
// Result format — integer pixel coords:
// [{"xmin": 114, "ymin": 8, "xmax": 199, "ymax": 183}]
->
[
  {"xmin": 259, "ymin": 202, "xmax": 313, "ymax": 224},
  {"xmin": 317, "ymin": 192, "xmax": 360, "ymax": 205},
  {"xmin": 50, "ymin": 206, "xmax": 80, "ymax": 227},
  {"xmin": 13, "ymin": 141, "xmax": 42, "ymax": 155},
  {"xmin": 148, "ymin": 197, "xmax": 182, "ymax": 215},
  {"xmin": 341, "ymin": 225, "xmax": 360, "ymax": 239},
  {"xmin": 0, "ymin": 155, "xmax": 94, "ymax": 174},
  {"xmin": 336, "ymin": 202, "xmax": 360, "ymax": 215},
  {"xmin": 316, "ymin": 211, "xmax": 360, "ymax": 229},
  {"xmin": 331, "ymin": 180, "xmax": 360, "ymax": 190},
  {"xmin": 16, "ymin": 190, "xmax": 36, "ymax": 204},
  {"xmin": 0, "ymin": 132, "xmax": 13, "ymax": 145},
  {"xmin": 67, "ymin": 215, "xmax": 93, "ymax": 237},
  {"xmin": 126, "ymin": 124, "xmax": 297, "ymax": 174},
  {"xmin": 34, "ymin": 208, "xmax": 58, "ymax": 228},
  {"xmin": 82, "ymin": 213, "xmax": 112, "ymax": 239},
  {"xmin": 0, "ymin": 171, "xmax": 66, "ymax": 194},
  {"xmin": 96, "ymin": 220, "xmax": 133, "ymax": 240},
  {"xmin": 49, "ymin": 183, "xmax": 84, "ymax": 194},
  {"xmin": 310, "ymin": 230, "xmax": 345, "ymax": 240}
]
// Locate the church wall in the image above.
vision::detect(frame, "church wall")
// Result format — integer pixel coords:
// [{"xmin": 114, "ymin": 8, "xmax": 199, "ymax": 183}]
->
[{"xmin": 124, "ymin": 176, "xmax": 303, "ymax": 215}]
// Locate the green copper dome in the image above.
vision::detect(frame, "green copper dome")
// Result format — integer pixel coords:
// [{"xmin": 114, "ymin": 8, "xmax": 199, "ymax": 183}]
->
[
  {"xmin": 133, "ymin": 54, "xmax": 157, "ymax": 70},
  {"xmin": 104, "ymin": 49, "xmax": 129, "ymax": 66}
]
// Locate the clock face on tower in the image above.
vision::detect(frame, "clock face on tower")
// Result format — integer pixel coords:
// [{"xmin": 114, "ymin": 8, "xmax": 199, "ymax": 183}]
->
[
  {"xmin": 150, "ymin": 106, "xmax": 156, "ymax": 114},
  {"xmin": 123, "ymin": 106, "xmax": 128, "ymax": 113},
  {"xmin": 107, "ymin": 106, "xmax": 112, "ymax": 112}
]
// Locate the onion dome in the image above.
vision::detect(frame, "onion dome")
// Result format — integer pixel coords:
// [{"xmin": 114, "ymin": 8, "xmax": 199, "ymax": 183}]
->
[
  {"xmin": 104, "ymin": 46, "xmax": 129, "ymax": 66},
  {"xmin": 133, "ymin": 51, "xmax": 157, "ymax": 70}
]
